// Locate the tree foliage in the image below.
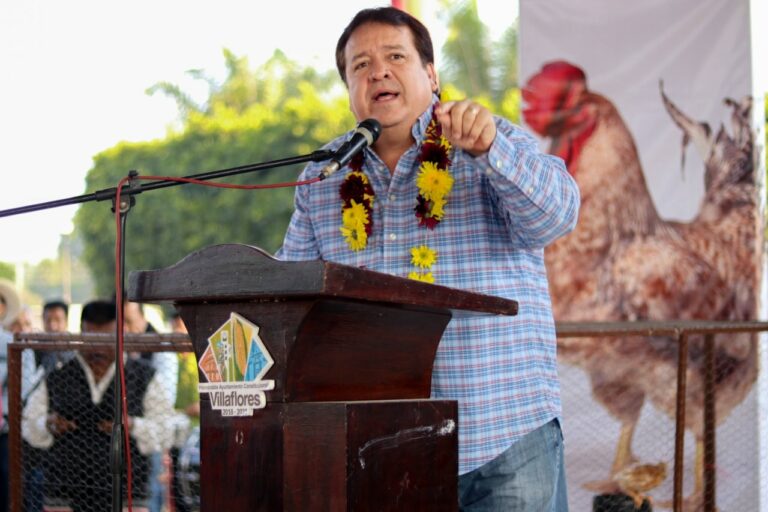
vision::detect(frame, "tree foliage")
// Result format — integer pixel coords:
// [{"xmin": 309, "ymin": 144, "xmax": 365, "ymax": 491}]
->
[
  {"xmin": 72, "ymin": 12, "xmax": 523, "ymax": 296},
  {"xmin": 440, "ymin": 0, "xmax": 493, "ymax": 99},
  {"xmin": 74, "ymin": 51, "xmax": 354, "ymax": 295},
  {"xmin": 24, "ymin": 234, "xmax": 94, "ymax": 304},
  {"xmin": 439, "ymin": 0, "xmax": 520, "ymax": 122},
  {"xmin": 0, "ymin": 261, "xmax": 14, "ymax": 281}
]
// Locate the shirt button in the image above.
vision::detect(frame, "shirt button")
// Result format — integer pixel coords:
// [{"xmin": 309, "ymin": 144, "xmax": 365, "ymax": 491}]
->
[
  {"xmin": 528, "ymin": 187, "xmax": 534, "ymax": 194},
  {"xmin": 389, "ymin": 194, "xmax": 396, "ymax": 201},
  {"xmin": 389, "ymin": 233, "xmax": 397, "ymax": 241},
  {"xmin": 495, "ymin": 159, "xmax": 503, "ymax": 169},
  {"xmin": 485, "ymin": 168, "xmax": 494, "ymax": 176}
]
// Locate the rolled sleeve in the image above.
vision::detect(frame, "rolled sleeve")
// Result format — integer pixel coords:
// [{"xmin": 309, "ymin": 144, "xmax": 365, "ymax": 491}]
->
[
  {"xmin": 130, "ymin": 374, "xmax": 175, "ymax": 455},
  {"xmin": 22, "ymin": 381, "xmax": 54, "ymax": 449},
  {"xmin": 478, "ymin": 119, "xmax": 580, "ymax": 248}
]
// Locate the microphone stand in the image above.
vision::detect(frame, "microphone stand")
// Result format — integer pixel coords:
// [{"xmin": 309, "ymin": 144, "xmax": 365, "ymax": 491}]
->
[
  {"xmin": 0, "ymin": 150, "xmax": 332, "ymax": 218},
  {"xmin": 0, "ymin": 149, "xmax": 333, "ymax": 512}
]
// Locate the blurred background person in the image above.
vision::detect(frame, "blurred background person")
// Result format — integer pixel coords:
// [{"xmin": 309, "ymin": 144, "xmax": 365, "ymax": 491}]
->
[
  {"xmin": 123, "ymin": 301, "xmax": 178, "ymax": 512},
  {"xmin": 8, "ymin": 306, "xmax": 34, "ymax": 335},
  {"xmin": 22, "ymin": 299, "xmax": 175, "ymax": 512},
  {"xmin": 0, "ymin": 279, "xmax": 21, "ymax": 512},
  {"xmin": 42, "ymin": 301, "xmax": 69, "ymax": 334},
  {"xmin": 24, "ymin": 299, "xmax": 73, "ymax": 511},
  {"xmin": 167, "ymin": 312, "xmax": 198, "ymax": 512},
  {"xmin": 37, "ymin": 300, "xmax": 75, "ymax": 371}
]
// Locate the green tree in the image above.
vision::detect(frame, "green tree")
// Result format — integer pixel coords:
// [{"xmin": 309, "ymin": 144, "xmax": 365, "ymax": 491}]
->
[
  {"xmin": 440, "ymin": 0, "xmax": 493, "ymax": 100},
  {"xmin": 0, "ymin": 261, "xmax": 14, "ymax": 281},
  {"xmin": 25, "ymin": 234, "xmax": 94, "ymax": 303},
  {"xmin": 439, "ymin": 0, "xmax": 520, "ymax": 122},
  {"xmin": 74, "ymin": 50, "xmax": 354, "ymax": 296}
]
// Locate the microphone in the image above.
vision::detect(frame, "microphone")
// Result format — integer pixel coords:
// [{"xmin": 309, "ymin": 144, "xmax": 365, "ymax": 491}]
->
[{"xmin": 317, "ymin": 119, "xmax": 382, "ymax": 180}]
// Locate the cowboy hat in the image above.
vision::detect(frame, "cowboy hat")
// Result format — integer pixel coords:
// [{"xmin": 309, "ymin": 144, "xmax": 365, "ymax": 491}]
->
[{"xmin": 0, "ymin": 278, "xmax": 21, "ymax": 329}]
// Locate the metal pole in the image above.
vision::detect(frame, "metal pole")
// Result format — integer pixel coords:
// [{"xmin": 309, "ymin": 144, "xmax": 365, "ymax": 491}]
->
[
  {"xmin": 703, "ymin": 333, "xmax": 716, "ymax": 512},
  {"xmin": 673, "ymin": 331, "xmax": 689, "ymax": 512}
]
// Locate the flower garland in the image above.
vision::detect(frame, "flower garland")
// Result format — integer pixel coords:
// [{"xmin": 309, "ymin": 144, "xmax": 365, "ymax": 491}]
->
[
  {"xmin": 339, "ymin": 107, "xmax": 453, "ymax": 283},
  {"xmin": 339, "ymin": 152, "xmax": 374, "ymax": 251}
]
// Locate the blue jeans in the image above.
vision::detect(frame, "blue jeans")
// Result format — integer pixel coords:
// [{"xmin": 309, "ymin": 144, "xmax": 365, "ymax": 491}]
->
[
  {"xmin": 458, "ymin": 419, "xmax": 568, "ymax": 511},
  {"xmin": 148, "ymin": 451, "xmax": 166, "ymax": 512}
]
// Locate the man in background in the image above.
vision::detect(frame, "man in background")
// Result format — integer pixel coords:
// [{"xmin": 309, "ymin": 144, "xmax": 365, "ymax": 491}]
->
[
  {"xmin": 42, "ymin": 301, "xmax": 69, "ymax": 334},
  {"xmin": 23, "ymin": 300, "xmax": 73, "ymax": 511},
  {"xmin": 22, "ymin": 299, "xmax": 174, "ymax": 511},
  {"xmin": 123, "ymin": 301, "xmax": 178, "ymax": 512},
  {"xmin": 8, "ymin": 306, "xmax": 34, "ymax": 335},
  {"xmin": 0, "ymin": 279, "xmax": 20, "ymax": 512}
]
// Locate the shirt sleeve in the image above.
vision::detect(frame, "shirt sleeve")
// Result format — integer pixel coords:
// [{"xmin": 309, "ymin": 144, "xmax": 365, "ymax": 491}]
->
[
  {"xmin": 22, "ymin": 380, "xmax": 53, "ymax": 449},
  {"xmin": 276, "ymin": 173, "xmax": 322, "ymax": 261},
  {"xmin": 152, "ymin": 351, "xmax": 179, "ymax": 403},
  {"xmin": 475, "ymin": 118, "xmax": 581, "ymax": 249},
  {"xmin": 20, "ymin": 348, "xmax": 38, "ymax": 401},
  {"xmin": 130, "ymin": 373, "xmax": 175, "ymax": 455}
]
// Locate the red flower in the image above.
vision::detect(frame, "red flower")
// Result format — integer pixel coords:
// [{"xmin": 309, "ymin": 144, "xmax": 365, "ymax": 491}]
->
[
  {"xmin": 420, "ymin": 141, "xmax": 451, "ymax": 169},
  {"xmin": 349, "ymin": 151, "xmax": 364, "ymax": 171},
  {"xmin": 414, "ymin": 195, "xmax": 440, "ymax": 229},
  {"xmin": 339, "ymin": 174, "xmax": 373, "ymax": 205}
]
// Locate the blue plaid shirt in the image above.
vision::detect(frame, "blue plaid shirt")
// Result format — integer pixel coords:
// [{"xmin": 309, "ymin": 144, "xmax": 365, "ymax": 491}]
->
[{"xmin": 278, "ymin": 99, "xmax": 580, "ymax": 474}]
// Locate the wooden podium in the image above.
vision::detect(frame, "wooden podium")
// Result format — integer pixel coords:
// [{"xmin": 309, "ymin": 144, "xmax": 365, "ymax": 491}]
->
[{"xmin": 128, "ymin": 244, "xmax": 517, "ymax": 511}]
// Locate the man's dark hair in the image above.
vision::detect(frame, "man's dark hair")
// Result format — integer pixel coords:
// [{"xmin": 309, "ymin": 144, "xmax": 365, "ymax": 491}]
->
[
  {"xmin": 335, "ymin": 7, "xmax": 434, "ymax": 84},
  {"xmin": 43, "ymin": 300, "xmax": 69, "ymax": 317},
  {"xmin": 81, "ymin": 300, "xmax": 117, "ymax": 326}
]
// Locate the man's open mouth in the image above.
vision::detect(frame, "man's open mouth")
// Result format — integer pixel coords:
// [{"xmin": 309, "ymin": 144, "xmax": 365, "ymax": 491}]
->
[{"xmin": 374, "ymin": 91, "xmax": 398, "ymax": 101}]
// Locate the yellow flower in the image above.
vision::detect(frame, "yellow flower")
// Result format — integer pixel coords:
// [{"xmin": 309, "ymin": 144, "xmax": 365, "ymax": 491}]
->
[
  {"xmin": 341, "ymin": 224, "xmax": 368, "ymax": 251},
  {"xmin": 350, "ymin": 171, "xmax": 369, "ymax": 184},
  {"xmin": 439, "ymin": 135, "xmax": 452, "ymax": 151},
  {"xmin": 416, "ymin": 162, "xmax": 453, "ymax": 201},
  {"xmin": 429, "ymin": 197, "xmax": 446, "ymax": 219},
  {"xmin": 342, "ymin": 200, "xmax": 369, "ymax": 229},
  {"xmin": 408, "ymin": 271, "xmax": 435, "ymax": 284},
  {"xmin": 410, "ymin": 245, "xmax": 437, "ymax": 268}
]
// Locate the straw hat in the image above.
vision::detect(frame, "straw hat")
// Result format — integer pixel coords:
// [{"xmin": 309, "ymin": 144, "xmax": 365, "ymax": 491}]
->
[{"xmin": 0, "ymin": 278, "xmax": 21, "ymax": 329}]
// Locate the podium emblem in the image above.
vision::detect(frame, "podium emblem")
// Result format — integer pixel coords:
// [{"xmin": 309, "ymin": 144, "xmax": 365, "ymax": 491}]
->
[{"xmin": 198, "ymin": 312, "xmax": 275, "ymax": 416}]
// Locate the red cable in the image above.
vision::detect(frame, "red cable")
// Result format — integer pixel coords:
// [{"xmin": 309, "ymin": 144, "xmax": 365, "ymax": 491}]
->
[{"xmin": 113, "ymin": 173, "xmax": 319, "ymax": 511}]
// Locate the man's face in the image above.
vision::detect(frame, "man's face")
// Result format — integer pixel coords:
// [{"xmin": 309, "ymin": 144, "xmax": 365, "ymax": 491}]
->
[
  {"xmin": 10, "ymin": 310, "xmax": 32, "ymax": 334},
  {"xmin": 43, "ymin": 307, "xmax": 68, "ymax": 333},
  {"xmin": 344, "ymin": 22, "xmax": 438, "ymax": 133},
  {"xmin": 81, "ymin": 319, "xmax": 116, "ymax": 368}
]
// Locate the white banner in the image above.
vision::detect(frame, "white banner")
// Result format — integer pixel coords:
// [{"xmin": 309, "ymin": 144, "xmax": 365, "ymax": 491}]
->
[{"xmin": 520, "ymin": 0, "xmax": 765, "ymax": 510}]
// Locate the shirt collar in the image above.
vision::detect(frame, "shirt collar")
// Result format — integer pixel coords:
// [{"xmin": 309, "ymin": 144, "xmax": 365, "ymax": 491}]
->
[
  {"xmin": 358, "ymin": 94, "xmax": 439, "ymax": 171},
  {"xmin": 410, "ymin": 94, "xmax": 440, "ymax": 144}
]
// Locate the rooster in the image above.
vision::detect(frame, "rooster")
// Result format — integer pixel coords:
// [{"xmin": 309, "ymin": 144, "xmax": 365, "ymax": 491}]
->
[{"xmin": 522, "ymin": 61, "xmax": 760, "ymax": 509}]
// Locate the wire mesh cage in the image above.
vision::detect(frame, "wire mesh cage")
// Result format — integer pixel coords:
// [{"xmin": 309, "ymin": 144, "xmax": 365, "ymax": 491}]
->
[
  {"xmin": 557, "ymin": 323, "xmax": 766, "ymax": 512},
  {"xmin": 8, "ymin": 323, "xmax": 768, "ymax": 512},
  {"xmin": 10, "ymin": 332, "xmax": 198, "ymax": 512}
]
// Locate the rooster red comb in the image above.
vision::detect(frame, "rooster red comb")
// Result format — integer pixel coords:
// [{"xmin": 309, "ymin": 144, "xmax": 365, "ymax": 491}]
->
[
  {"xmin": 522, "ymin": 60, "xmax": 596, "ymax": 170},
  {"xmin": 522, "ymin": 60, "xmax": 588, "ymax": 132}
]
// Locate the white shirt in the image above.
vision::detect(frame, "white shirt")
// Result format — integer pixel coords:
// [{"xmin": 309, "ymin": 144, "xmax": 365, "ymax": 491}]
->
[{"xmin": 22, "ymin": 352, "xmax": 175, "ymax": 455}]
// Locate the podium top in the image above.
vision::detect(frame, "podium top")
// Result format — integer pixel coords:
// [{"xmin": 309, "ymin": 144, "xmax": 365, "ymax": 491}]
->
[{"xmin": 128, "ymin": 244, "xmax": 517, "ymax": 316}]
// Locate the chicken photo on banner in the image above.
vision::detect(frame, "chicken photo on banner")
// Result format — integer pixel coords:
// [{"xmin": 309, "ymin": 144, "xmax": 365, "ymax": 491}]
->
[{"xmin": 522, "ymin": 60, "xmax": 761, "ymax": 507}]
